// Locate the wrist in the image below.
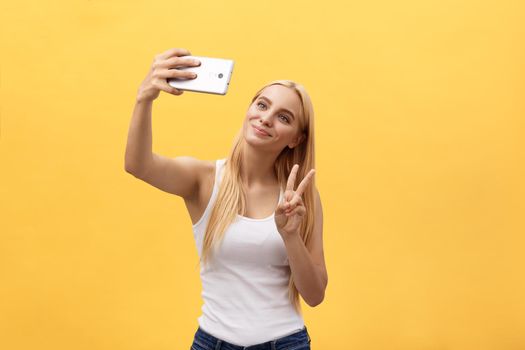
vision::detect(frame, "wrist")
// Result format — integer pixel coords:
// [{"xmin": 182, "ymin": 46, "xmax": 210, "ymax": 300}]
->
[
  {"xmin": 136, "ymin": 94, "xmax": 153, "ymax": 104},
  {"xmin": 280, "ymin": 230, "xmax": 301, "ymax": 244}
]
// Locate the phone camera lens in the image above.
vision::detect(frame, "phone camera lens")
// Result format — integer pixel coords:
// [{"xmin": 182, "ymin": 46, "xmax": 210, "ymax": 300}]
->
[{"xmin": 218, "ymin": 73, "xmax": 223, "ymax": 79}]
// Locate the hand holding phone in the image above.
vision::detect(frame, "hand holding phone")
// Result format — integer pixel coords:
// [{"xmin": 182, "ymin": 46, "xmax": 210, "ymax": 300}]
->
[
  {"xmin": 136, "ymin": 48, "xmax": 201, "ymax": 102},
  {"xmin": 167, "ymin": 55, "xmax": 235, "ymax": 95}
]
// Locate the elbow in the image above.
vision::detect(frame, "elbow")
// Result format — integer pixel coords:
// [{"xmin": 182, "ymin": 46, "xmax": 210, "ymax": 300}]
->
[
  {"xmin": 307, "ymin": 279, "xmax": 327, "ymax": 307},
  {"xmin": 125, "ymin": 156, "xmax": 151, "ymax": 178},
  {"xmin": 125, "ymin": 165, "xmax": 144, "ymax": 179},
  {"xmin": 306, "ymin": 276, "xmax": 328, "ymax": 307},
  {"xmin": 124, "ymin": 158, "xmax": 134, "ymax": 174},
  {"xmin": 306, "ymin": 292, "xmax": 325, "ymax": 307},
  {"xmin": 125, "ymin": 164, "xmax": 137, "ymax": 176},
  {"xmin": 124, "ymin": 161, "xmax": 142, "ymax": 177}
]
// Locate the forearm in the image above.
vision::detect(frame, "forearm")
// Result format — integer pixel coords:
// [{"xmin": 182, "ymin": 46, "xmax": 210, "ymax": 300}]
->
[
  {"xmin": 283, "ymin": 234, "xmax": 326, "ymax": 307},
  {"xmin": 124, "ymin": 98, "xmax": 154, "ymax": 175}
]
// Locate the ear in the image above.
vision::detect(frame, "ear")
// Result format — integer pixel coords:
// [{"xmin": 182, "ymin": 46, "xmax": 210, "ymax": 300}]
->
[{"xmin": 288, "ymin": 132, "xmax": 306, "ymax": 149}]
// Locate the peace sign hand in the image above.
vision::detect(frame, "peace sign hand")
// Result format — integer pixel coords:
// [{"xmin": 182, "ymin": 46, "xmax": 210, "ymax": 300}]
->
[{"xmin": 275, "ymin": 164, "xmax": 315, "ymax": 238}]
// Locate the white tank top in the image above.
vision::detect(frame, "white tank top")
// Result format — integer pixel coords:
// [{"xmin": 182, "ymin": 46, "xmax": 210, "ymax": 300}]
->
[{"xmin": 192, "ymin": 158, "xmax": 305, "ymax": 346}]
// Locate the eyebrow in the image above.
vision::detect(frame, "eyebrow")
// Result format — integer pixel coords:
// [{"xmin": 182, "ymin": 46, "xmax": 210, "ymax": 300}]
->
[{"xmin": 257, "ymin": 96, "xmax": 296, "ymax": 120}]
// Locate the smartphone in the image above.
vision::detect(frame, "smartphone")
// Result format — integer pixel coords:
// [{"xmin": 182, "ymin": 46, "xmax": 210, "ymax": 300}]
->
[{"xmin": 167, "ymin": 55, "xmax": 234, "ymax": 95}]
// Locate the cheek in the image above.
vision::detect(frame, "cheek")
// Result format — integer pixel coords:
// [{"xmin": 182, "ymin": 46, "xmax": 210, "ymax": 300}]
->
[
  {"xmin": 246, "ymin": 110, "xmax": 256, "ymax": 121},
  {"xmin": 275, "ymin": 124, "xmax": 295, "ymax": 137}
]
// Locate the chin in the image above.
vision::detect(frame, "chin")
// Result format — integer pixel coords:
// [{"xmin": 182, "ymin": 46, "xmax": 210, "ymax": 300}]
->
[
  {"xmin": 245, "ymin": 136, "xmax": 266, "ymax": 146},
  {"xmin": 244, "ymin": 134, "xmax": 275, "ymax": 149}
]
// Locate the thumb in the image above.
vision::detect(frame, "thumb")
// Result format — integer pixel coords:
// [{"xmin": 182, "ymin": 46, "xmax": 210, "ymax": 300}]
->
[{"xmin": 275, "ymin": 199, "xmax": 289, "ymax": 216}]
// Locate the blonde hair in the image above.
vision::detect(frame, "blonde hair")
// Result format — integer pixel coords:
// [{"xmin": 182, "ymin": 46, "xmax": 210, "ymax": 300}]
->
[{"xmin": 199, "ymin": 80, "xmax": 316, "ymax": 316}]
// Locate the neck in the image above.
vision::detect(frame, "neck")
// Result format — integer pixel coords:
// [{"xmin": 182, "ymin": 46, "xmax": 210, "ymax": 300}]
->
[{"xmin": 240, "ymin": 143, "xmax": 278, "ymax": 188}]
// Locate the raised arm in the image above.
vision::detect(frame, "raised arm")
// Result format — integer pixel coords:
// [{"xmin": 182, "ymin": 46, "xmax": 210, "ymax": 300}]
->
[{"xmin": 124, "ymin": 47, "xmax": 205, "ymax": 199}]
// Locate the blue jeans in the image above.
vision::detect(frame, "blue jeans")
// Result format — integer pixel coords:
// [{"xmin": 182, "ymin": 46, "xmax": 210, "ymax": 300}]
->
[{"xmin": 190, "ymin": 326, "xmax": 312, "ymax": 350}]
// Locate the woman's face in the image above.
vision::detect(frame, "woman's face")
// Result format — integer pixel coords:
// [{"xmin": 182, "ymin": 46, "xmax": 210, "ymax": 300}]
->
[{"xmin": 243, "ymin": 85, "xmax": 304, "ymax": 152}]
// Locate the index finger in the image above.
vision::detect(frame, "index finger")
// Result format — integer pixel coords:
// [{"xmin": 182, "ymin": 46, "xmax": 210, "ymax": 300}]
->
[
  {"xmin": 157, "ymin": 48, "xmax": 191, "ymax": 60},
  {"xmin": 295, "ymin": 169, "xmax": 315, "ymax": 197},
  {"xmin": 286, "ymin": 164, "xmax": 299, "ymax": 192}
]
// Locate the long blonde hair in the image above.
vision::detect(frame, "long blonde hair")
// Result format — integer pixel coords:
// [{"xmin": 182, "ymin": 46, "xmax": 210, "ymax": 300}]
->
[{"xmin": 199, "ymin": 80, "xmax": 316, "ymax": 316}]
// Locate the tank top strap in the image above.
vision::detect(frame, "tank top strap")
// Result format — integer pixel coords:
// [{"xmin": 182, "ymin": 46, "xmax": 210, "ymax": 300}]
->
[
  {"xmin": 191, "ymin": 158, "xmax": 226, "ymax": 228},
  {"xmin": 215, "ymin": 158, "xmax": 227, "ymax": 188}
]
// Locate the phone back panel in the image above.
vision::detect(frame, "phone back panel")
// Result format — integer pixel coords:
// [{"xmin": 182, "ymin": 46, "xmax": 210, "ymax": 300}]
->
[{"xmin": 167, "ymin": 55, "xmax": 234, "ymax": 95}]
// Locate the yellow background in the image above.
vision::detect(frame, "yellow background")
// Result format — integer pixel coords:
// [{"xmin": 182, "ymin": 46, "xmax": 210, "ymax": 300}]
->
[{"xmin": 1, "ymin": 0, "xmax": 524, "ymax": 349}]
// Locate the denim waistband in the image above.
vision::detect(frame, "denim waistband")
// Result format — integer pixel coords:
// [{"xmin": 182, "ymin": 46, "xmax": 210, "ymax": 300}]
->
[{"xmin": 192, "ymin": 325, "xmax": 311, "ymax": 350}]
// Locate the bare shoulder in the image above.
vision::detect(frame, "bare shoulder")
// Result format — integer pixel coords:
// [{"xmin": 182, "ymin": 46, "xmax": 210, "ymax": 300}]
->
[
  {"xmin": 196, "ymin": 157, "xmax": 216, "ymax": 184},
  {"xmin": 177, "ymin": 156, "xmax": 216, "ymax": 200}
]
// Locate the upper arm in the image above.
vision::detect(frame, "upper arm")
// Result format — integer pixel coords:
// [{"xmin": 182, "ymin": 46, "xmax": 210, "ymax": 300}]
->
[
  {"xmin": 127, "ymin": 154, "xmax": 209, "ymax": 200},
  {"xmin": 307, "ymin": 187, "xmax": 328, "ymax": 290}
]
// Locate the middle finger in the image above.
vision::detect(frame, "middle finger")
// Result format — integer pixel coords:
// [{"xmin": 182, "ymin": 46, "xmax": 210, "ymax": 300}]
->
[{"xmin": 295, "ymin": 169, "xmax": 315, "ymax": 197}]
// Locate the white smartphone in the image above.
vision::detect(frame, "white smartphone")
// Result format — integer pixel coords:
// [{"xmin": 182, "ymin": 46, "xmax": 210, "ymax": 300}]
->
[{"xmin": 167, "ymin": 55, "xmax": 234, "ymax": 95}]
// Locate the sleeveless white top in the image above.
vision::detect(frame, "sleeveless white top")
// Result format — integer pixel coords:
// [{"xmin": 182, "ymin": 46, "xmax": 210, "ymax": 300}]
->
[{"xmin": 192, "ymin": 158, "xmax": 305, "ymax": 346}]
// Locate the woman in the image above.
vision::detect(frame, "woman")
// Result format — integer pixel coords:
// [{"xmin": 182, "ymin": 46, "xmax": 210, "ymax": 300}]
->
[{"xmin": 125, "ymin": 47, "xmax": 327, "ymax": 349}]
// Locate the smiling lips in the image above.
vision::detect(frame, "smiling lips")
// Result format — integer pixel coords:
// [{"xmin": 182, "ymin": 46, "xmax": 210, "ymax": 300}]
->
[{"xmin": 252, "ymin": 125, "xmax": 271, "ymax": 137}]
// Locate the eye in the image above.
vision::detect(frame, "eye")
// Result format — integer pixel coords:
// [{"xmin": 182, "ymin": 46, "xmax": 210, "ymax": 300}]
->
[
  {"xmin": 279, "ymin": 115, "xmax": 290, "ymax": 123},
  {"xmin": 257, "ymin": 102, "xmax": 290, "ymax": 123}
]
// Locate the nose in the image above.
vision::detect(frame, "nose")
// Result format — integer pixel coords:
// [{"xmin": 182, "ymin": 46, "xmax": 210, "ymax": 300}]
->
[{"xmin": 258, "ymin": 112, "xmax": 272, "ymax": 126}]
